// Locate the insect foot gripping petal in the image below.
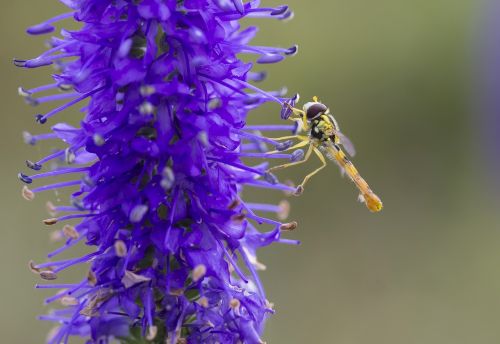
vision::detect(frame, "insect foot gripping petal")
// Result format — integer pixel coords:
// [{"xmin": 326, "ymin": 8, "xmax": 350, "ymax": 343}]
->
[{"xmin": 294, "ymin": 185, "xmax": 304, "ymax": 196}]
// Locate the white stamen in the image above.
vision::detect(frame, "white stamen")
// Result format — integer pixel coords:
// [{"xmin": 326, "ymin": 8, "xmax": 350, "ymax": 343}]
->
[
  {"xmin": 121, "ymin": 270, "xmax": 151, "ymax": 288},
  {"xmin": 277, "ymin": 200, "xmax": 290, "ymax": 220},
  {"xmin": 62, "ymin": 224, "xmax": 79, "ymax": 239},
  {"xmin": 146, "ymin": 326, "xmax": 158, "ymax": 340},
  {"xmin": 114, "ymin": 240, "xmax": 127, "ymax": 257},
  {"xmin": 60, "ymin": 296, "xmax": 79, "ymax": 306},
  {"xmin": 192, "ymin": 264, "xmax": 207, "ymax": 282},
  {"xmin": 22, "ymin": 186, "xmax": 35, "ymax": 201}
]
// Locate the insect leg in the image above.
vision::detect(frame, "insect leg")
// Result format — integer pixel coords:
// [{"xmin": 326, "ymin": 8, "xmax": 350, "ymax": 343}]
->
[
  {"xmin": 266, "ymin": 139, "xmax": 309, "ymax": 155},
  {"xmin": 295, "ymin": 147, "xmax": 327, "ymax": 195},
  {"xmin": 268, "ymin": 135, "xmax": 309, "ymax": 141},
  {"xmin": 286, "ymin": 103, "xmax": 309, "ymax": 130},
  {"xmin": 267, "ymin": 143, "xmax": 313, "ymax": 173}
]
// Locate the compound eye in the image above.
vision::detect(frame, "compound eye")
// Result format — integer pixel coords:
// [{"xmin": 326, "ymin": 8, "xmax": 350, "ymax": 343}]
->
[{"xmin": 305, "ymin": 103, "xmax": 328, "ymax": 119}]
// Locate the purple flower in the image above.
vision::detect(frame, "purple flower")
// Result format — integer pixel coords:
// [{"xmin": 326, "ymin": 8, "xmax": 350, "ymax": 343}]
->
[{"xmin": 17, "ymin": 1, "xmax": 301, "ymax": 343}]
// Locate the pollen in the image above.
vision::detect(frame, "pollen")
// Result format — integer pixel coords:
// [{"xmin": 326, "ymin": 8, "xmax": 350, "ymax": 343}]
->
[
  {"xmin": 39, "ymin": 270, "xmax": 58, "ymax": 281},
  {"xmin": 60, "ymin": 296, "xmax": 79, "ymax": 306},
  {"xmin": 43, "ymin": 218, "xmax": 58, "ymax": 225},
  {"xmin": 28, "ymin": 260, "xmax": 40, "ymax": 273},
  {"xmin": 280, "ymin": 221, "xmax": 298, "ymax": 231},
  {"xmin": 22, "ymin": 185, "xmax": 35, "ymax": 201},
  {"xmin": 121, "ymin": 270, "xmax": 151, "ymax": 289},
  {"xmin": 197, "ymin": 297, "xmax": 209, "ymax": 308},
  {"xmin": 114, "ymin": 240, "xmax": 127, "ymax": 257},
  {"xmin": 277, "ymin": 200, "xmax": 290, "ymax": 220},
  {"xmin": 169, "ymin": 288, "xmax": 184, "ymax": 297},
  {"xmin": 87, "ymin": 270, "xmax": 97, "ymax": 286},
  {"xmin": 230, "ymin": 298, "xmax": 240, "ymax": 310},
  {"xmin": 62, "ymin": 225, "xmax": 79, "ymax": 240},
  {"xmin": 146, "ymin": 326, "xmax": 158, "ymax": 341},
  {"xmin": 192, "ymin": 264, "xmax": 207, "ymax": 282},
  {"xmin": 45, "ymin": 201, "xmax": 57, "ymax": 216}
]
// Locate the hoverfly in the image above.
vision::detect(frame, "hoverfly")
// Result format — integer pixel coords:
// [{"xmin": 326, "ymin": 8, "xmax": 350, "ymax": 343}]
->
[{"xmin": 267, "ymin": 97, "xmax": 383, "ymax": 212}]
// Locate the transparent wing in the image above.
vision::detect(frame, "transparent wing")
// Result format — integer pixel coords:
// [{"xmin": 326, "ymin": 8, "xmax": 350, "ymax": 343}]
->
[{"xmin": 333, "ymin": 129, "xmax": 356, "ymax": 156}]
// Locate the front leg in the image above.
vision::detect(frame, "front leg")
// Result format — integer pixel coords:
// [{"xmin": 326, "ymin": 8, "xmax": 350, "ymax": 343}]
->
[
  {"xmin": 266, "ymin": 139, "xmax": 309, "ymax": 155},
  {"xmin": 268, "ymin": 134, "xmax": 308, "ymax": 142},
  {"xmin": 286, "ymin": 103, "xmax": 309, "ymax": 131}
]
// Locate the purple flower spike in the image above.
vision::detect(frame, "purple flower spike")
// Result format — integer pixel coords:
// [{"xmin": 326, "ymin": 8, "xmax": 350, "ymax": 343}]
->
[{"xmin": 17, "ymin": 1, "xmax": 301, "ymax": 343}]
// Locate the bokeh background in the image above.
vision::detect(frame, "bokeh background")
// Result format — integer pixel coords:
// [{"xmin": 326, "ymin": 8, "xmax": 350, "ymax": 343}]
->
[{"xmin": 1, "ymin": 0, "xmax": 499, "ymax": 343}]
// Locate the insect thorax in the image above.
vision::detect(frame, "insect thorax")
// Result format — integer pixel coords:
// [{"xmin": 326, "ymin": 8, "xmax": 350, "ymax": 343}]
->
[{"xmin": 309, "ymin": 114, "xmax": 338, "ymax": 143}]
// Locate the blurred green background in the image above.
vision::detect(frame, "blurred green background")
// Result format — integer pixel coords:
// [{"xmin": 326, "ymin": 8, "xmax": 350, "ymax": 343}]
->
[{"xmin": 1, "ymin": 0, "xmax": 499, "ymax": 343}]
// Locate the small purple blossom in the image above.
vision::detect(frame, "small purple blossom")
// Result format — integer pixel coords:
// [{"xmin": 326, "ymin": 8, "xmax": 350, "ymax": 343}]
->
[{"xmin": 17, "ymin": 1, "xmax": 301, "ymax": 343}]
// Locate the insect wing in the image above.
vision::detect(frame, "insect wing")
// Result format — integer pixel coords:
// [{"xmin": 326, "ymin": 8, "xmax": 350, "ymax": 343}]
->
[{"xmin": 333, "ymin": 129, "xmax": 356, "ymax": 157}]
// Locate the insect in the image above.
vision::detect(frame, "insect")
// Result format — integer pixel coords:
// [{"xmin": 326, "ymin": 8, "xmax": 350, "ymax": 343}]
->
[{"xmin": 267, "ymin": 96, "xmax": 383, "ymax": 212}]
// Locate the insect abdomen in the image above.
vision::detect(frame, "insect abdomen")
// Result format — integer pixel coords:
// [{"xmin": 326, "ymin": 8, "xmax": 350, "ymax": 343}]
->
[{"xmin": 325, "ymin": 143, "xmax": 383, "ymax": 212}]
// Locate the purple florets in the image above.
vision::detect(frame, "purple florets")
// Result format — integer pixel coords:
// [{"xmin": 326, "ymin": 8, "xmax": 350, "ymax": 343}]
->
[{"xmin": 17, "ymin": 1, "xmax": 301, "ymax": 343}]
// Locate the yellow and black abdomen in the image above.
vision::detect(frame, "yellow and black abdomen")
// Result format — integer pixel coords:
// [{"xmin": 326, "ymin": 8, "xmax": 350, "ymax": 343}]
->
[{"xmin": 324, "ymin": 142, "xmax": 383, "ymax": 212}]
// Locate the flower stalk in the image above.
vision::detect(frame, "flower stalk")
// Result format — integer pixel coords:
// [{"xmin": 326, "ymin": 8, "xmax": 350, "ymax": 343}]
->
[{"xmin": 17, "ymin": 1, "xmax": 300, "ymax": 343}]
